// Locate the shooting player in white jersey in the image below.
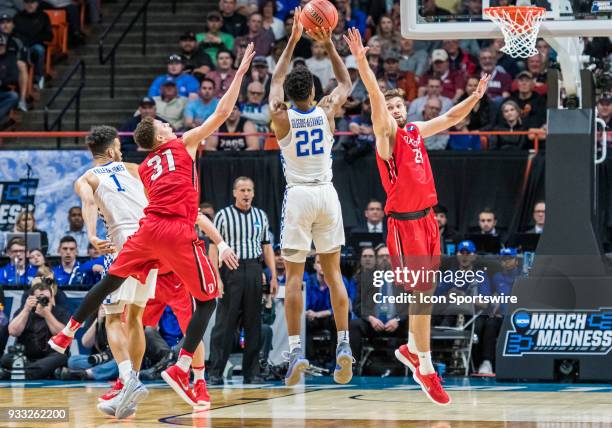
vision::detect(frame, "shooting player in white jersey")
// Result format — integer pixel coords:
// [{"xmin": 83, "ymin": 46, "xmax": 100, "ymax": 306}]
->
[{"xmin": 269, "ymin": 8, "xmax": 354, "ymax": 386}]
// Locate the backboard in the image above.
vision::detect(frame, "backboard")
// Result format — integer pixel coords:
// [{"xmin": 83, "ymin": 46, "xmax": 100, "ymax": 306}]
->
[{"xmin": 401, "ymin": 0, "xmax": 612, "ymax": 40}]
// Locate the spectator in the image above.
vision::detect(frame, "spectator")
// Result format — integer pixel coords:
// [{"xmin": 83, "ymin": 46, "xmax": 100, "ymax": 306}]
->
[
  {"xmin": 60, "ymin": 306, "xmax": 117, "ymax": 380},
  {"xmin": 459, "ymin": 0, "xmax": 481, "ymax": 17},
  {"xmin": 434, "ymin": 205, "xmax": 458, "ymax": 254},
  {"xmin": 535, "ymin": 38, "xmax": 556, "ymax": 71},
  {"xmin": 443, "ymin": 39, "xmax": 477, "ymax": 76},
  {"xmin": 421, "ymin": 0, "xmax": 452, "ymax": 20},
  {"xmin": 178, "ymin": 31, "xmax": 214, "ymax": 79},
  {"xmin": 241, "ymin": 55, "xmax": 272, "ymax": 101},
  {"xmin": 260, "ymin": 272, "xmax": 275, "ymax": 364},
  {"xmin": 277, "ymin": 10, "xmax": 311, "ymax": 59},
  {"xmin": 408, "ymin": 76, "xmax": 453, "ymax": 122},
  {"xmin": 147, "ymin": 54, "xmax": 200, "ymax": 99},
  {"xmin": 526, "ymin": 201, "xmax": 545, "ymax": 234},
  {"xmin": 478, "ymin": 47, "xmax": 512, "ymax": 103},
  {"xmin": 489, "ymin": 38, "xmax": 520, "ymax": 78},
  {"xmin": 28, "ymin": 248, "xmax": 47, "ymax": 272},
  {"xmin": 0, "ymin": 13, "xmax": 27, "ymax": 111},
  {"xmin": 419, "ymin": 49, "xmax": 465, "ymax": 102},
  {"xmin": 351, "ymin": 199, "xmax": 385, "ymax": 234},
  {"xmin": 335, "ymin": 0, "xmax": 366, "ymax": 37},
  {"xmin": 200, "ymin": 202, "xmax": 216, "ymax": 221},
  {"xmin": 52, "ymin": 236, "xmax": 85, "ymax": 287},
  {"xmin": 234, "ymin": 12, "xmax": 275, "ymax": 57},
  {"xmin": 343, "ymin": 55, "xmax": 366, "ymax": 114},
  {"xmin": 292, "ymin": 57, "xmax": 324, "ymax": 101},
  {"xmin": 398, "ymin": 38, "xmax": 429, "ymax": 78},
  {"xmin": 154, "ymin": 80, "xmax": 188, "ymax": 131},
  {"xmin": 119, "ymin": 97, "xmax": 165, "ymax": 152},
  {"xmin": 330, "ymin": 10, "xmax": 350, "ymax": 58},
  {"xmin": 456, "ymin": 76, "xmax": 494, "ymax": 130},
  {"xmin": 306, "ymin": 40, "xmax": 333, "ymax": 90},
  {"xmin": 240, "ymin": 81, "xmax": 270, "ymax": 134},
  {"xmin": 13, "ymin": 0, "xmax": 52, "ymax": 89},
  {"xmin": 220, "ymin": 0, "xmax": 248, "ymax": 37},
  {"xmin": 275, "ymin": 0, "xmax": 299, "ymax": 21},
  {"xmin": 379, "ymin": 51, "xmax": 417, "ymax": 101},
  {"xmin": 448, "ymin": 116, "xmax": 481, "ymax": 151},
  {"xmin": 478, "ymin": 208, "xmax": 499, "ymax": 236},
  {"xmin": 476, "ymin": 247, "xmax": 521, "ymax": 375},
  {"xmin": 489, "ymin": 99, "xmax": 529, "ymax": 150},
  {"xmin": 366, "ymin": 38, "xmax": 382, "ymax": 74},
  {"xmin": 0, "ymin": 237, "xmax": 37, "ymax": 286},
  {"xmin": 184, "ymin": 77, "xmax": 219, "ymax": 129},
  {"xmin": 79, "ymin": 244, "xmax": 105, "ymax": 286},
  {"xmin": 0, "ymin": 33, "xmax": 19, "ymax": 123},
  {"xmin": 526, "ymin": 54, "xmax": 548, "ymax": 96},
  {"xmin": 422, "ymin": 96, "xmax": 449, "ymax": 150},
  {"xmin": 208, "ymin": 49, "xmax": 237, "ymax": 98},
  {"xmin": 2, "ymin": 282, "xmax": 69, "ymax": 379},
  {"xmin": 53, "ymin": 206, "xmax": 88, "ymax": 256},
  {"xmin": 196, "ymin": 10, "xmax": 235, "ymax": 65},
  {"xmin": 598, "ymin": 94, "xmax": 611, "ymax": 128},
  {"xmin": 0, "ymin": 0, "xmax": 19, "ymax": 17},
  {"xmin": 349, "ymin": 246, "xmax": 408, "ymax": 364},
  {"xmin": 260, "ymin": 0, "xmax": 284, "ymax": 40},
  {"xmin": 206, "ymin": 104, "xmax": 258, "ymax": 151},
  {"xmin": 40, "ymin": 0, "xmax": 83, "ymax": 45},
  {"xmin": 509, "ymin": 71, "xmax": 547, "ymax": 128},
  {"xmin": 369, "ymin": 14, "xmax": 400, "ymax": 55},
  {"xmin": 342, "ymin": 100, "xmax": 375, "ymax": 162},
  {"xmin": 13, "ymin": 209, "xmax": 49, "ymax": 254}
]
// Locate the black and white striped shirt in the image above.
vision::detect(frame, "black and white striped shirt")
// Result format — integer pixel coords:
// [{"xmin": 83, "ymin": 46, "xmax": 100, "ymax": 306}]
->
[{"xmin": 214, "ymin": 205, "xmax": 271, "ymax": 260}]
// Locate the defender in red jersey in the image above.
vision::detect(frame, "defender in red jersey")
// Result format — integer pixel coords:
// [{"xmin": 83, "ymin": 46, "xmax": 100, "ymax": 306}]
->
[
  {"xmin": 346, "ymin": 28, "xmax": 490, "ymax": 406},
  {"xmin": 49, "ymin": 44, "xmax": 255, "ymax": 415}
]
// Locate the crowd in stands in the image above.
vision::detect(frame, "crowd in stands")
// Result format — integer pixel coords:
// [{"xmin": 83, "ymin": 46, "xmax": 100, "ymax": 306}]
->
[{"xmin": 109, "ymin": 0, "xmax": 611, "ymax": 153}]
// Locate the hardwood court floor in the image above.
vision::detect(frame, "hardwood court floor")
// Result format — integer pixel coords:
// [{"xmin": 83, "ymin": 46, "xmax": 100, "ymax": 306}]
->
[{"xmin": 2, "ymin": 377, "xmax": 612, "ymax": 427}]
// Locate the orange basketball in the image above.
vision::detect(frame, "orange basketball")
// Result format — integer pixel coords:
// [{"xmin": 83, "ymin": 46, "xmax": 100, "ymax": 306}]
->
[{"xmin": 300, "ymin": 0, "xmax": 338, "ymax": 32}]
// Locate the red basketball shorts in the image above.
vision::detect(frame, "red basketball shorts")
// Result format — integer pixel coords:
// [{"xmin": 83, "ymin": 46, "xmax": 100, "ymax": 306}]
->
[
  {"xmin": 386, "ymin": 210, "xmax": 441, "ymax": 292},
  {"xmin": 142, "ymin": 272, "xmax": 193, "ymax": 333},
  {"xmin": 108, "ymin": 214, "xmax": 218, "ymax": 302}
]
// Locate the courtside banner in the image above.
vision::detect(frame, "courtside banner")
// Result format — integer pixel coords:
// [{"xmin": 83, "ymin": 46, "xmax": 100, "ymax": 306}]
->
[
  {"xmin": 503, "ymin": 308, "xmax": 612, "ymax": 356},
  {"xmin": 0, "ymin": 150, "xmax": 93, "ymax": 249}
]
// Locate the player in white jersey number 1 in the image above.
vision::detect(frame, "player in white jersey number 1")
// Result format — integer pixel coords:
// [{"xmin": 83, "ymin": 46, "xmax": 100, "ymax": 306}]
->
[{"xmin": 269, "ymin": 7, "xmax": 354, "ymax": 386}]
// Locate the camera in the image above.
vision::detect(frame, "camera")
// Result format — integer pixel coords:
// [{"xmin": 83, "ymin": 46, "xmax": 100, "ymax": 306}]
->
[
  {"xmin": 31, "ymin": 295, "xmax": 50, "ymax": 313},
  {"xmin": 88, "ymin": 350, "xmax": 112, "ymax": 366}
]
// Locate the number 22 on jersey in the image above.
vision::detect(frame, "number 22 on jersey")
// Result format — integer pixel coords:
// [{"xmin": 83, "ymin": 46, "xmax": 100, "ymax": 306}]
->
[{"xmin": 147, "ymin": 149, "xmax": 176, "ymax": 181}]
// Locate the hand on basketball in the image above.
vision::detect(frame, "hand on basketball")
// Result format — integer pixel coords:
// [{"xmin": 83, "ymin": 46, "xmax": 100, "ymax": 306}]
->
[
  {"xmin": 306, "ymin": 26, "xmax": 332, "ymax": 44},
  {"xmin": 90, "ymin": 237, "xmax": 115, "ymax": 255},
  {"xmin": 219, "ymin": 246, "xmax": 239, "ymax": 270},
  {"xmin": 474, "ymin": 74, "xmax": 491, "ymax": 99},
  {"xmin": 343, "ymin": 27, "xmax": 368, "ymax": 61},
  {"xmin": 290, "ymin": 7, "xmax": 304, "ymax": 42},
  {"xmin": 236, "ymin": 42, "xmax": 256, "ymax": 76}
]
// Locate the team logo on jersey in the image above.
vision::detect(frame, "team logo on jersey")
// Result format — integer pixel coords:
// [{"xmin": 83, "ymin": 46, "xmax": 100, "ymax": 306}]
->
[{"xmin": 503, "ymin": 308, "xmax": 612, "ymax": 356}]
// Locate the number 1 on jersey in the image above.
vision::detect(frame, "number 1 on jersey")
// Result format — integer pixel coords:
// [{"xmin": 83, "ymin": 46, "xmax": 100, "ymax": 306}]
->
[
  {"xmin": 148, "ymin": 149, "xmax": 176, "ymax": 181},
  {"xmin": 110, "ymin": 174, "xmax": 125, "ymax": 192}
]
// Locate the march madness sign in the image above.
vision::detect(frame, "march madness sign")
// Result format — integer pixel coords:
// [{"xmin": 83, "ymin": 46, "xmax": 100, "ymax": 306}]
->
[
  {"xmin": 0, "ymin": 178, "xmax": 37, "ymax": 231},
  {"xmin": 504, "ymin": 308, "xmax": 612, "ymax": 356}
]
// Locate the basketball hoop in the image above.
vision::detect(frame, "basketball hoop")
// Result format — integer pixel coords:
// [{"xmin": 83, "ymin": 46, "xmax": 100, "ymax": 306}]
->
[{"xmin": 484, "ymin": 6, "xmax": 546, "ymax": 59}]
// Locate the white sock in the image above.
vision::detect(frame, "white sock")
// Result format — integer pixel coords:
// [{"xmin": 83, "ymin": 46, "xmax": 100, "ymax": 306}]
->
[
  {"xmin": 177, "ymin": 353, "xmax": 193, "ymax": 372},
  {"xmin": 118, "ymin": 360, "xmax": 133, "ymax": 383},
  {"xmin": 408, "ymin": 332, "xmax": 417, "ymax": 354},
  {"xmin": 288, "ymin": 335, "xmax": 301, "ymax": 352},
  {"xmin": 192, "ymin": 367, "xmax": 205, "ymax": 381},
  {"xmin": 62, "ymin": 318, "xmax": 81, "ymax": 338},
  {"xmin": 417, "ymin": 351, "xmax": 436, "ymax": 375},
  {"xmin": 337, "ymin": 330, "xmax": 349, "ymax": 344}
]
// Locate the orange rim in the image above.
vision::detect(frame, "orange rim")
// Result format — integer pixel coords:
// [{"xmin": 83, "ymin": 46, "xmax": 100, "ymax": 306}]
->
[{"xmin": 484, "ymin": 6, "xmax": 546, "ymax": 26}]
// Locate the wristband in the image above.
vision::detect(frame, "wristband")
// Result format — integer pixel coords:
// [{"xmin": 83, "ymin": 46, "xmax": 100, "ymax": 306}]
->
[{"xmin": 217, "ymin": 241, "xmax": 230, "ymax": 257}]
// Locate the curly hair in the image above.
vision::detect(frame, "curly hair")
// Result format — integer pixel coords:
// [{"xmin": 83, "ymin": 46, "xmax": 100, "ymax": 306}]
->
[
  {"xmin": 85, "ymin": 125, "xmax": 118, "ymax": 157},
  {"xmin": 284, "ymin": 66, "xmax": 314, "ymax": 102},
  {"xmin": 134, "ymin": 116, "xmax": 156, "ymax": 150}
]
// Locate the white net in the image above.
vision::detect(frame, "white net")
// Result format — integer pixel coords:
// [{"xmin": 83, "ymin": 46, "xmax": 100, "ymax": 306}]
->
[{"xmin": 484, "ymin": 6, "xmax": 546, "ymax": 59}]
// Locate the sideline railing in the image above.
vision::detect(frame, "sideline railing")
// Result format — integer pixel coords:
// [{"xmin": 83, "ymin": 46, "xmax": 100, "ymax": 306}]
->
[{"xmin": 43, "ymin": 60, "xmax": 86, "ymax": 148}]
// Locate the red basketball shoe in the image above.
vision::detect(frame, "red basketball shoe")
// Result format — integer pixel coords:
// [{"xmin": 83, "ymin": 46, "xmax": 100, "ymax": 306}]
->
[
  {"xmin": 161, "ymin": 364, "xmax": 196, "ymax": 406},
  {"xmin": 413, "ymin": 370, "xmax": 452, "ymax": 406},
  {"xmin": 98, "ymin": 378, "xmax": 123, "ymax": 402},
  {"xmin": 193, "ymin": 379, "xmax": 211, "ymax": 407},
  {"xmin": 394, "ymin": 344, "xmax": 420, "ymax": 374},
  {"xmin": 48, "ymin": 332, "xmax": 73, "ymax": 354}
]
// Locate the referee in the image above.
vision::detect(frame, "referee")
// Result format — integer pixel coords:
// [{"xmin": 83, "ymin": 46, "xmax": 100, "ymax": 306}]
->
[{"xmin": 208, "ymin": 176, "xmax": 278, "ymax": 385}]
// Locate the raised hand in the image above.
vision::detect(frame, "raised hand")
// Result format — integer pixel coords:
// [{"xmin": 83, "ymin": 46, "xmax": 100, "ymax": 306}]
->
[
  {"xmin": 290, "ymin": 7, "xmax": 304, "ymax": 42},
  {"xmin": 306, "ymin": 26, "xmax": 332, "ymax": 43},
  {"xmin": 474, "ymin": 74, "xmax": 491, "ymax": 99},
  {"xmin": 237, "ymin": 42, "xmax": 256, "ymax": 76},
  {"xmin": 343, "ymin": 27, "xmax": 369, "ymax": 61}
]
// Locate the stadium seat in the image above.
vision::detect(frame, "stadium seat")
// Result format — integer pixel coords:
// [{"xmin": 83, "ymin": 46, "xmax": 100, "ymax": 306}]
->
[{"xmin": 44, "ymin": 10, "xmax": 69, "ymax": 77}]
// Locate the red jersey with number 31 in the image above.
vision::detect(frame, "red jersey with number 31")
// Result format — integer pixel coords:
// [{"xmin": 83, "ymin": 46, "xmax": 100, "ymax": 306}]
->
[
  {"xmin": 375, "ymin": 123, "xmax": 438, "ymax": 214},
  {"xmin": 138, "ymin": 138, "xmax": 199, "ymax": 223}
]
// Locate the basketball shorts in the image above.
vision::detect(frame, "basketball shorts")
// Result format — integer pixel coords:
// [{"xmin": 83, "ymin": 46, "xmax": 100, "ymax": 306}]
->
[
  {"xmin": 280, "ymin": 183, "xmax": 345, "ymax": 254},
  {"xmin": 386, "ymin": 209, "xmax": 441, "ymax": 292},
  {"xmin": 108, "ymin": 214, "xmax": 218, "ymax": 302},
  {"xmin": 142, "ymin": 272, "xmax": 193, "ymax": 333}
]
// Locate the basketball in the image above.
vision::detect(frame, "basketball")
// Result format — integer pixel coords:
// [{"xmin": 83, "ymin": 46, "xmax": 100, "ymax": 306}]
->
[{"xmin": 300, "ymin": 0, "xmax": 338, "ymax": 32}]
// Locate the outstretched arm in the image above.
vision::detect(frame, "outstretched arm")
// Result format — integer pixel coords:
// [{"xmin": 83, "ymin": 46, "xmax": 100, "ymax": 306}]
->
[
  {"xmin": 413, "ymin": 74, "xmax": 490, "ymax": 138},
  {"xmin": 344, "ymin": 28, "xmax": 396, "ymax": 160},
  {"xmin": 183, "ymin": 43, "xmax": 256, "ymax": 155},
  {"xmin": 74, "ymin": 174, "xmax": 114, "ymax": 254}
]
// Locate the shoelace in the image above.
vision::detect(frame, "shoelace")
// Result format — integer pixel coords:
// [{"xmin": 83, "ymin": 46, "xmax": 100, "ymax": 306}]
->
[{"xmin": 428, "ymin": 374, "xmax": 447, "ymax": 396}]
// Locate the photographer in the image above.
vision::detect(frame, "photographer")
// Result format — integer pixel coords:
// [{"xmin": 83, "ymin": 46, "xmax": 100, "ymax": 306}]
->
[
  {"xmin": 1, "ymin": 282, "xmax": 69, "ymax": 379},
  {"xmin": 59, "ymin": 305, "xmax": 118, "ymax": 381}
]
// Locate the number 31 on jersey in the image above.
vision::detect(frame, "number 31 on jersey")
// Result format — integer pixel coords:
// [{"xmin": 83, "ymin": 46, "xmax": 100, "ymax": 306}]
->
[{"xmin": 147, "ymin": 149, "xmax": 176, "ymax": 181}]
